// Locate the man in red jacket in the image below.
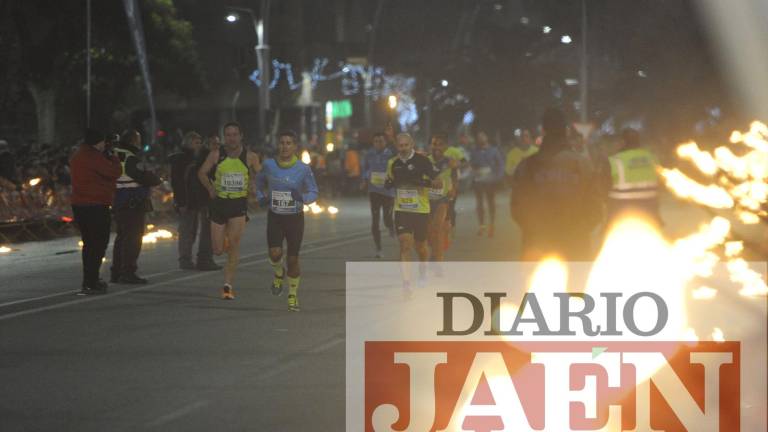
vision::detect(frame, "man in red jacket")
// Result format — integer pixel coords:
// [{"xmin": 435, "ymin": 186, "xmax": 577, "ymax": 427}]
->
[{"xmin": 70, "ymin": 128, "xmax": 121, "ymax": 295}]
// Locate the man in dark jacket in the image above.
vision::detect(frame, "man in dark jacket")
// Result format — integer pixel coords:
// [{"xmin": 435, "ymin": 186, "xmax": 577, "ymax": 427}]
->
[
  {"xmin": 169, "ymin": 131, "xmax": 220, "ymax": 270},
  {"xmin": 111, "ymin": 130, "xmax": 162, "ymax": 284},
  {"xmin": 70, "ymin": 128, "xmax": 122, "ymax": 294},
  {"xmin": 510, "ymin": 108, "xmax": 603, "ymax": 261}
]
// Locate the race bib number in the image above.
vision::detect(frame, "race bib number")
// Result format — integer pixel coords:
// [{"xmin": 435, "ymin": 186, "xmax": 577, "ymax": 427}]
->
[
  {"xmin": 428, "ymin": 187, "xmax": 445, "ymax": 200},
  {"xmin": 397, "ymin": 188, "xmax": 419, "ymax": 210},
  {"xmin": 370, "ymin": 171, "xmax": 386, "ymax": 187},
  {"xmin": 221, "ymin": 173, "xmax": 246, "ymax": 192},
  {"xmin": 271, "ymin": 190, "xmax": 296, "ymax": 212},
  {"xmin": 475, "ymin": 166, "xmax": 492, "ymax": 181}
]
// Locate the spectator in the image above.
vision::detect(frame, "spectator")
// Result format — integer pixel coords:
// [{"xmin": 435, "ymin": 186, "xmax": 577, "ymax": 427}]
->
[
  {"xmin": 510, "ymin": 108, "xmax": 603, "ymax": 261},
  {"xmin": 69, "ymin": 128, "xmax": 121, "ymax": 295},
  {"xmin": 111, "ymin": 130, "xmax": 162, "ymax": 284},
  {"xmin": 169, "ymin": 131, "xmax": 220, "ymax": 271}
]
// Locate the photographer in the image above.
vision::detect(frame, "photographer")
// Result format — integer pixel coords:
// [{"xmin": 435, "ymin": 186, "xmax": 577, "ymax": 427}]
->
[
  {"xmin": 111, "ymin": 130, "xmax": 162, "ymax": 284},
  {"xmin": 69, "ymin": 129, "xmax": 121, "ymax": 295}
]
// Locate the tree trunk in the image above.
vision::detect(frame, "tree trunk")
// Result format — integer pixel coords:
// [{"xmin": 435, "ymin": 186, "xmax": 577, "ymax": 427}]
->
[{"xmin": 27, "ymin": 82, "xmax": 56, "ymax": 148}]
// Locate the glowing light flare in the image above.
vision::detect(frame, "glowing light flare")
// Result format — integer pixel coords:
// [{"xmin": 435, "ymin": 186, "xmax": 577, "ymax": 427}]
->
[
  {"xmin": 78, "ymin": 241, "xmax": 84, "ymax": 248},
  {"xmin": 301, "ymin": 150, "xmax": 311, "ymax": 164},
  {"xmin": 712, "ymin": 327, "xmax": 725, "ymax": 342},
  {"xmin": 328, "ymin": 205, "xmax": 339, "ymax": 215},
  {"xmin": 387, "ymin": 95, "xmax": 398, "ymax": 110},
  {"xmin": 308, "ymin": 203, "xmax": 325, "ymax": 214},
  {"xmin": 727, "ymin": 258, "xmax": 768, "ymax": 297},
  {"xmin": 142, "ymin": 229, "xmax": 174, "ymax": 244},
  {"xmin": 303, "ymin": 204, "xmax": 310, "ymax": 212},
  {"xmin": 0, "ymin": 246, "xmax": 12, "ymax": 254},
  {"xmin": 738, "ymin": 211, "xmax": 761, "ymax": 224},
  {"xmin": 326, "ymin": 143, "xmax": 335, "ymax": 153},
  {"xmin": 659, "ymin": 168, "xmax": 734, "ymax": 209},
  {"xmin": 692, "ymin": 286, "xmax": 717, "ymax": 300},
  {"xmin": 724, "ymin": 241, "xmax": 744, "ymax": 257},
  {"xmin": 676, "ymin": 142, "xmax": 718, "ymax": 176},
  {"xmin": 28, "ymin": 178, "xmax": 41, "ymax": 186},
  {"xmin": 672, "ymin": 217, "xmax": 731, "ymax": 275},
  {"xmin": 587, "ymin": 215, "xmax": 687, "ymax": 344},
  {"xmin": 713, "ymin": 146, "xmax": 748, "ymax": 180}
]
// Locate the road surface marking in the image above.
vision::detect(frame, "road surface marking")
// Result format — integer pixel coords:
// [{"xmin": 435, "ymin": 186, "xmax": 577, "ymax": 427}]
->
[{"xmin": 0, "ymin": 231, "xmax": 368, "ymax": 321}]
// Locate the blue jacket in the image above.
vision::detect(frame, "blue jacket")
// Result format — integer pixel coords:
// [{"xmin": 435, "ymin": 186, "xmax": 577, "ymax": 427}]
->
[
  {"xmin": 363, "ymin": 147, "xmax": 394, "ymax": 197},
  {"xmin": 470, "ymin": 146, "xmax": 504, "ymax": 183},
  {"xmin": 256, "ymin": 158, "xmax": 319, "ymax": 215}
]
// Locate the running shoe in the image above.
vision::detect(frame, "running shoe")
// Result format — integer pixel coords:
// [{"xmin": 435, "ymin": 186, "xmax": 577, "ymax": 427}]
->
[
  {"xmin": 221, "ymin": 284, "xmax": 235, "ymax": 300},
  {"xmin": 287, "ymin": 294, "xmax": 300, "ymax": 311},
  {"xmin": 271, "ymin": 270, "xmax": 284, "ymax": 296}
]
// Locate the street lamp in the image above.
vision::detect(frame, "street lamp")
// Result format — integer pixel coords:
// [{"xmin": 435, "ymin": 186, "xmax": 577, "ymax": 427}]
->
[
  {"xmin": 225, "ymin": 3, "xmax": 271, "ymax": 148},
  {"xmin": 388, "ymin": 95, "xmax": 398, "ymax": 110}
]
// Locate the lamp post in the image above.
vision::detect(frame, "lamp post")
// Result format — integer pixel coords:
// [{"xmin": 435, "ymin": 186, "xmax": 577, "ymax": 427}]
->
[{"xmin": 226, "ymin": 2, "xmax": 271, "ymax": 148}]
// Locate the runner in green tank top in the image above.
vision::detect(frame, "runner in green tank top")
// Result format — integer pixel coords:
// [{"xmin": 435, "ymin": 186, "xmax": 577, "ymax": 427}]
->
[{"xmin": 198, "ymin": 122, "xmax": 261, "ymax": 300}]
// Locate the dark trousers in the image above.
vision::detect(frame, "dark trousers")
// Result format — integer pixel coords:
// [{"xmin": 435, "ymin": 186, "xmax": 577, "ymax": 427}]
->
[
  {"xmin": 473, "ymin": 182, "xmax": 497, "ymax": 225},
  {"xmin": 72, "ymin": 205, "xmax": 112, "ymax": 285},
  {"xmin": 111, "ymin": 207, "xmax": 145, "ymax": 277},
  {"xmin": 369, "ymin": 192, "xmax": 394, "ymax": 250},
  {"xmin": 177, "ymin": 206, "xmax": 213, "ymax": 264}
]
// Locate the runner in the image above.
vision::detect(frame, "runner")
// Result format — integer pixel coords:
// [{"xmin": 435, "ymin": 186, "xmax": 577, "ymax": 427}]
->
[
  {"xmin": 427, "ymin": 134, "xmax": 458, "ymax": 268},
  {"xmin": 256, "ymin": 130, "xmax": 319, "ymax": 311},
  {"xmin": 443, "ymin": 142, "xmax": 467, "ymax": 243},
  {"xmin": 363, "ymin": 132, "xmax": 395, "ymax": 258},
  {"xmin": 470, "ymin": 131, "xmax": 504, "ymax": 237},
  {"xmin": 385, "ymin": 133, "xmax": 441, "ymax": 294},
  {"xmin": 197, "ymin": 122, "xmax": 261, "ymax": 300}
]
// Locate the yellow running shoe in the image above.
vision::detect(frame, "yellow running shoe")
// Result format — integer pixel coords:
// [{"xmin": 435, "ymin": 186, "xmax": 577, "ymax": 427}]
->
[
  {"xmin": 221, "ymin": 284, "xmax": 235, "ymax": 300},
  {"xmin": 287, "ymin": 294, "xmax": 300, "ymax": 311}
]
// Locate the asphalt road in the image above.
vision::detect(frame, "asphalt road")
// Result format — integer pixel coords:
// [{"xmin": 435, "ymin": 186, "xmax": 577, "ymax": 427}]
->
[{"xmin": 0, "ymin": 193, "xmax": 764, "ymax": 431}]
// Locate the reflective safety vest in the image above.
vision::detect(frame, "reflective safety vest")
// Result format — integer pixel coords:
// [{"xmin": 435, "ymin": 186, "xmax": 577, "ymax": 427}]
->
[
  {"xmin": 608, "ymin": 148, "xmax": 659, "ymax": 200},
  {"xmin": 114, "ymin": 148, "xmax": 141, "ymax": 189}
]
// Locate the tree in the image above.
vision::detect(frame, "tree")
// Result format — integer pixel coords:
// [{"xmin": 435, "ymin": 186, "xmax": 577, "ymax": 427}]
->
[{"xmin": 0, "ymin": 0, "xmax": 204, "ymax": 146}]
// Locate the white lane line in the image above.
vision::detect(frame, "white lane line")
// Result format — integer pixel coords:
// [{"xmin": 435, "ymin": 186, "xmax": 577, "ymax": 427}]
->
[
  {"xmin": 0, "ymin": 290, "xmax": 80, "ymax": 308},
  {"xmin": 144, "ymin": 400, "xmax": 210, "ymax": 428},
  {"xmin": 0, "ymin": 232, "xmax": 369, "ymax": 322},
  {"xmin": 0, "ymin": 229, "xmax": 367, "ymax": 310},
  {"xmin": 255, "ymin": 337, "xmax": 345, "ymax": 382}
]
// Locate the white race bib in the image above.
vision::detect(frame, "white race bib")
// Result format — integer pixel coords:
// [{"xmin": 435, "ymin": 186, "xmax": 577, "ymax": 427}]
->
[
  {"xmin": 271, "ymin": 190, "xmax": 296, "ymax": 212},
  {"xmin": 396, "ymin": 188, "xmax": 419, "ymax": 210},
  {"xmin": 428, "ymin": 187, "xmax": 445, "ymax": 200},
  {"xmin": 221, "ymin": 172, "xmax": 246, "ymax": 192},
  {"xmin": 370, "ymin": 171, "xmax": 386, "ymax": 187}
]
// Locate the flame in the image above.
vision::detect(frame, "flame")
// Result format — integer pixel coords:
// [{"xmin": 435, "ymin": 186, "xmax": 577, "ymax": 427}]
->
[
  {"xmin": 308, "ymin": 203, "xmax": 324, "ymax": 214},
  {"xmin": 712, "ymin": 327, "xmax": 725, "ymax": 342},
  {"xmin": 301, "ymin": 150, "xmax": 311, "ymax": 164},
  {"xmin": 677, "ymin": 141, "xmax": 718, "ymax": 176},
  {"xmin": 692, "ymin": 286, "xmax": 717, "ymax": 300},
  {"xmin": 303, "ymin": 204, "xmax": 310, "ymax": 212},
  {"xmin": 659, "ymin": 168, "xmax": 734, "ymax": 208},
  {"xmin": 28, "ymin": 178, "xmax": 41, "ymax": 186},
  {"xmin": 328, "ymin": 205, "xmax": 339, "ymax": 215},
  {"xmin": 142, "ymin": 229, "xmax": 174, "ymax": 244},
  {"xmin": 0, "ymin": 246, "xmax": 11, "ymax": 254}
]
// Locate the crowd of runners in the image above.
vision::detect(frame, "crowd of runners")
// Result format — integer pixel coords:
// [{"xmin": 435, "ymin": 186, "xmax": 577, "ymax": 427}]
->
[{"xmin": 70, "ymin": 107, "xmax": 661, "ymax": 308}]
